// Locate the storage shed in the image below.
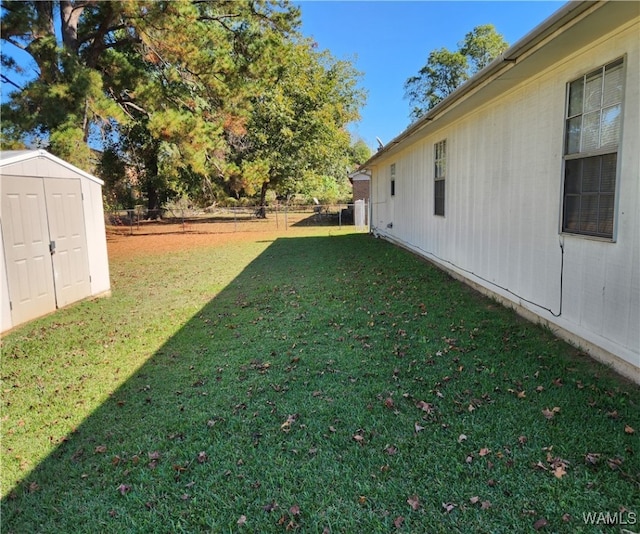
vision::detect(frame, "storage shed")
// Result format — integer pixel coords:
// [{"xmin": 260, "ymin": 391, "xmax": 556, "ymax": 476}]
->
[{"xmin": 1, "ymin": 150, "xmax": 110, "ymax": 332}]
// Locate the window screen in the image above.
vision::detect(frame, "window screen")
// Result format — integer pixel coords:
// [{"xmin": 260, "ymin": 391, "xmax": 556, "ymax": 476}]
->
[
  {"xmin": 562, "ymin": 59, "xmax": 622, "ymax": 238},
  {"xmin": 434, "ymin": 140, "xmax": 446, "ymax": 216}
]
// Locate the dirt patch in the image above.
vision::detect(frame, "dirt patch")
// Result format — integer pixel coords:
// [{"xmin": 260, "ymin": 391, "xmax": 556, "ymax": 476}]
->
[{"xmin": 106, "ymin": 213, "xmax": 350, "ymax": 261}]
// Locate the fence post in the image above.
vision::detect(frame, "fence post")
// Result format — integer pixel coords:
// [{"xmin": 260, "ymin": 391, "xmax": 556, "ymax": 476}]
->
[{"xmin": 284, "ymin": 203, "xmax": 288, "ymax": 230}]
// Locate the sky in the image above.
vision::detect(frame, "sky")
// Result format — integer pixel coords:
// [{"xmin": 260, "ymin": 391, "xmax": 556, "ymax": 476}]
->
[{"xmin": 296, "ymin": 1, "xmax": 566, "ymax": 150}]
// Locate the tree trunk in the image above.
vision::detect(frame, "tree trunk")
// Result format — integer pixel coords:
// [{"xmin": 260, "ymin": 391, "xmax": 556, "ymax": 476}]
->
[
  {"xmin": 257, "ymin": 181, "xmax": 269, "ymax": 218},
  {"xmin": 32, "ymin": 1, "xmax": 58, "ymax": 83},
  {"xmin": 60, "ymin": 1, "xmax": 84, "ymax": 54}
]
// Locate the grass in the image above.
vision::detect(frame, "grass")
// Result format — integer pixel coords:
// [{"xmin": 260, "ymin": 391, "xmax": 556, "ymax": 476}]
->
[{"xmin": 1, "ymin": 230, "xmax": 638, "ymax": 533}]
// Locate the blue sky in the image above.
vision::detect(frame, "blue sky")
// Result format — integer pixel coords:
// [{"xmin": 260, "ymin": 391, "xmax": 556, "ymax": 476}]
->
[{"xmin": 296, "ymin": 1, "xmax": 566, "ymax": 150}]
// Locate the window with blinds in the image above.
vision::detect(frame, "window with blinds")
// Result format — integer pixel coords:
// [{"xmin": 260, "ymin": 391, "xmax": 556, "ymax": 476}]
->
[
  {"xmin": 434, "ymin": 140, "xmax": 446, "ymax": 216},
  {"xmin": 390, "ymin": 163, "xmax": 396, "ymax": 196},
  {"xmin": 563, "ymin": 58, "xmax": 623, "ymax": 238}
]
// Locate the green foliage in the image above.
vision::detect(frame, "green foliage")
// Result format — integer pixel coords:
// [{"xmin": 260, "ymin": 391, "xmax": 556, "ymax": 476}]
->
[
  {"xmin": 233, "ymin": 39, "xmax": 365, "ymax": 206},
  {"xmin": 349, "ymin": 138, "xmax": 373, "ymax": 166},
  {"xmin": 405, "ymin": 24, "xmax": 508, "ymax": 122},
  {"xmin": 1, "ymin": 1, "xmax": 365, "ymax": 211}
]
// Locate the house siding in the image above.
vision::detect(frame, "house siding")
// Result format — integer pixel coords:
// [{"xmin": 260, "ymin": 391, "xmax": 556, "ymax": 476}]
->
[{"xmin": 369, "ymin": 16, "xmax": 639, "ymax": 379}]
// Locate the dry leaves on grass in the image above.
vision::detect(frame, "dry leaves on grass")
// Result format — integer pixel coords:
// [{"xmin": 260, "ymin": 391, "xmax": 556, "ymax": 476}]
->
[
  {"xmin": 407, "ymin": 495, "xmax": 421, "ymax": 510},
  {"xmin": 542, "ymin": 407, "xmax": 560, "ymax": 420}
]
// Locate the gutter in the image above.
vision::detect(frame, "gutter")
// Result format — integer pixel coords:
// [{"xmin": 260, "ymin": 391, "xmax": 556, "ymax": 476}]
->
[{"xmin": 361, "ymin": 0, "xmax": 601, "ymax": 168}]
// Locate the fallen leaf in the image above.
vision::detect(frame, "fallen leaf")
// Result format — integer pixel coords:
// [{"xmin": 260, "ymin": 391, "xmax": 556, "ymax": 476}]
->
[
  {"xmin": 28, "ymin": 481, "xmax": 40, "ymax": 493},
  {"xmin": 197, "ymin": 451, "xmax": 208, "ymax": 463},
  {"xmin": 289, "ymin": 504, "xmax": 301, "ymax": 516},
  {"xmin": 457, "ymin": 434, "xmax": 467, "ymax": 443},
  {"xmin": 442, "ymin": 502, "xmax": 456, "ymax": 513},
  {"xmin": 607, "ymin": 457, "xmax": 623, "ymax": 470},
  {"xmin": 394, "ymin": 516, "xmax": 404, "ymax": 528},
  {"xmin": 479, "ymin": 448, "xmax": 491, "ymax": 457},
  {"xmin": 281, "ymin": 414, "xmax": 298, "ymax": 432},
  {"xmin": 553, "ymin": 465, "xmax": 567, "ymax": 479},
  {"xmin": 263, "ymin": 501, "xmax": 278, "ymax": 512},
  {"xmin": 358, "ymin": 496, "xmax": 367, "ymax": 505},
  {"xmin": 469, "ymin": 496, "xmax": 480, "ymax": 504},
  {"xmin": 542, "ymin": 407, "xmax": 560, "ymax": 420},
  {"xmin": 414, "ymin": 422, "xmax": 425, "ymax": 433},
  {"xmin": 407, "ymin": 494, "xmax": 420, "ymax": 510},
  {"xmin": 384, "ymin": 397, "xmax": 395, "ymax": 409},
  {"xmin": 533, "ymin": 517, "xmax": 548, "ymax": 530},
  {"xmin": 481, "ymin": 500, "xmax": 492, "ymax": 510},
  {"xmin": 237, "ymin": 515, "xmax": 247, "ymax": 526},
  {"xmin": 352, "ymin": 434, "xmax": 365, "ymax": 445},
  {"xmin": 416, "ymin": 401, "xmax": 434, "ymax": 414},
  {"xmin": 148, "ymin": 451, "xmax": 161, "ymax": 461},
  {"xmin": 534, "ymin": 461, "xmax": 548, "ymax": 471},
  {"xmin": 584, "ymin": 453, "xmax": 601, "ymax": 465},
  {"xmin": 384, "ymin": 445, "xmax": 398, "ymax": 455},
  {"xmin": 562, "ymin": 513, "xmax": 571, "ymax": 522},
  {"xmin": 624, "ymin": 424, "xmax": 635, "ymax": 434},
  {"xmin": 95, "ymin": 445, "xmax": 107, "ymax": 454},
  {"xmin": 117, "ymin": 483, "xmax": 131, "ymax": 495},
  {"xmin": 518, "ymin": 435, "xmax": 527, "ymax": 445},
  {"xmin": 517, "ymin": 391, "xmax": 526, "ymax": 399}
]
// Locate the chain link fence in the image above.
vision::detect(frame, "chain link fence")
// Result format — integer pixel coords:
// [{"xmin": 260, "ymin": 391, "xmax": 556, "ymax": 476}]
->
[{"xmin": 105, "ymin": 202, "xmax": 369, "ymax": 236}]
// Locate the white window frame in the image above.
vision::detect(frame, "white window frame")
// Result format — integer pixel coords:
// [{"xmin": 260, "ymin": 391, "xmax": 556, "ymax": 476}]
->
[
  {"xmin": 561, "ymin": 58, "xmax": 625, "ymax": 240},
  {"xmin": 434, "ymin": 140, "xmax": 446, "ymax": 216},
  {"xmin": 390, "ymin": 163, "xmax": 396, "ymax": 196}
]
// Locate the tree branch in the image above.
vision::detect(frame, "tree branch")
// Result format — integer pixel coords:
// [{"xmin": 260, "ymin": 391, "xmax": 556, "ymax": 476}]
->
[{"xmin": 1, "ymin": 73, "xmax": 23, "ymax": 90}]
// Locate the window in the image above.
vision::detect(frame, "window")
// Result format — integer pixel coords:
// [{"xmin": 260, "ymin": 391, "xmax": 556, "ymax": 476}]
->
[
  {"xmin": 562, "ymin": 59, "xmax": 623, "ymax": 238},
  {"xmin": 390, "ymin": 163, "xmax": 396, "ymax": 196},
  {"xmin": 434, "ymin": 140, "xmax": 446, "ymax": 216}
]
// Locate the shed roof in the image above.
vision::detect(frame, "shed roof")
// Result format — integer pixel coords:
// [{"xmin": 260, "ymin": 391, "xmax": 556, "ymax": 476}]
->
[
  {"xmin": 362, "ymin": 0, "xmax": 638, "ymax": 168},
  {"xmin": 0, "ymin": 149, "xmax": 104, "ymax": 186}
]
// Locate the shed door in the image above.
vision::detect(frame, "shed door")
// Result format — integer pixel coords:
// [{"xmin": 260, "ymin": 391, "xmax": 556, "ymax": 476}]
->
[
  {"xmin": 44, "ymin": 178, "xmax": 91, "ymax": 307},
  {"xmin": 1, "ymin": 176, "xmax": 57, "ymax": 325}
]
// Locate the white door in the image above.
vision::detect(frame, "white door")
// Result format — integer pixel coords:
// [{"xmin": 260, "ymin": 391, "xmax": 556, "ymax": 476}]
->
[
  {"xmin": 44, "ymin": 178, "xmax": 91, "ymax": 307},
  {"xmin": 1, "ymin": 176, "xmax": 57, "ymax": 326}
]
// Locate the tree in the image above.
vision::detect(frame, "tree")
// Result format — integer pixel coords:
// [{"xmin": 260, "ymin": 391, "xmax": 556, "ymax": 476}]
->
[
  {"xmin": 228, "ymin": 39, "xmax": 366, "ymax": 214},
  {"xmin": 1, "ymin": 0, "xmax": 302, "ymax": 208},
  {"xmin": 405, "ymin": 24, "xmax": 508, "ymax": 121},
  {"xmin": 349, "ymin": 139, "xmax": 372, "ymax": 166}
]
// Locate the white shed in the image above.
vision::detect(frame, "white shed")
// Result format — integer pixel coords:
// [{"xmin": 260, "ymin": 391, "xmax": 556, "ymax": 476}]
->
[
  {"xmin": 362, "ymin": 1, "xmax": 639, "ymax": 382},
  {"xmin": 1, "ymin": 150, "xmax": 111, "ymax": 332}
]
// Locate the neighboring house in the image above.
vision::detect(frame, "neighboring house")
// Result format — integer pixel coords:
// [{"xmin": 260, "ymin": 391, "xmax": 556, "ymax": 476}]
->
[
  {"xmin": 350, "ymin": 169, "xmax": 370, "ymax": 205},
  {"xmin": 1, "ymin": 150, "xmax": 111, "ymax": 333},
  {"xmin": 349, "ymin": 169, "xmax": 370, "ymax": 225},
  {"xmin": 361, "ymin": 1, "xmax": 639, "ymax": 382}
]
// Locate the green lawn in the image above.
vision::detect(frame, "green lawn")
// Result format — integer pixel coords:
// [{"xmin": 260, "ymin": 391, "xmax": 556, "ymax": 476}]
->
[{"xmin": 1, "ymin": 230, "xmax": 638, "ymax": 533}]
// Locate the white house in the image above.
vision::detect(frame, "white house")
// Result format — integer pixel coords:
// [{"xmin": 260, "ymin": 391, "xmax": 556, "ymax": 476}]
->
[
  {"xmin": 1, "ymin": 150, "xmax": 111, "ymax": 333},
  {"xmin": 362, "ymin": 1, "xmax": 639, "ymax": 382}
]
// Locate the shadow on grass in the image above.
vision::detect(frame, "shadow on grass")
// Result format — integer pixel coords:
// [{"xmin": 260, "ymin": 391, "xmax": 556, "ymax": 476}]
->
[{"xmin": 2, "ymin": 234, "xmax": 638, "ymax": 533}]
